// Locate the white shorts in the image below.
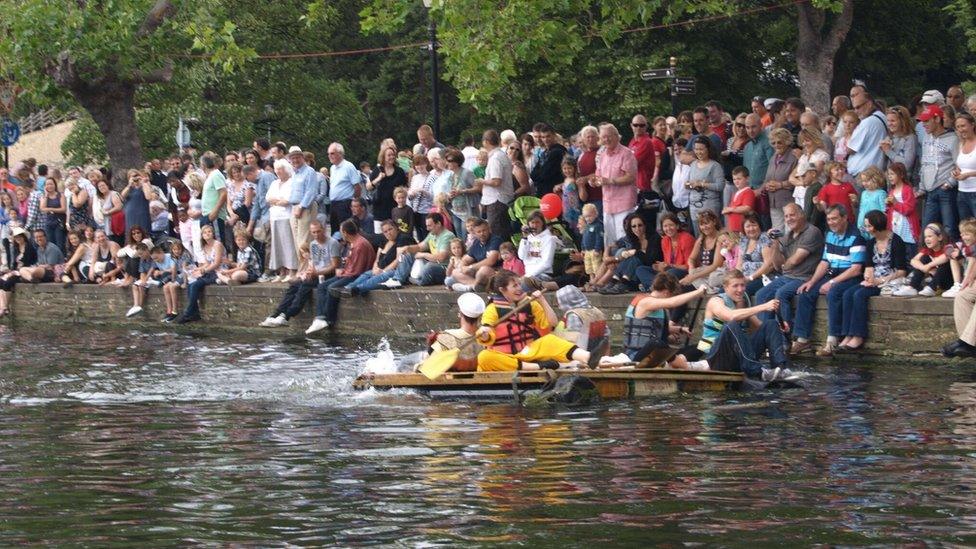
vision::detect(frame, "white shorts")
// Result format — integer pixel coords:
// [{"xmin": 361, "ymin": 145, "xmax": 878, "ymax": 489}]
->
[{"xmin": 603, "ymin": 208, "xmax": 635, "ymax": 249}]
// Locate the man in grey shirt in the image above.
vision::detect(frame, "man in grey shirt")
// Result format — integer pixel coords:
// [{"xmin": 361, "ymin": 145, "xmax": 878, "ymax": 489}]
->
[
  {"xmin": 918, "ymin": 104, "xmax": 960, "ymax": 240},
  {"xmin": 21, "ymin": 229, "xmax": 64, "ymax": 283},
  {"xmin": 755, "ymin": 203, "xmax": 825, "ymax": 328}
]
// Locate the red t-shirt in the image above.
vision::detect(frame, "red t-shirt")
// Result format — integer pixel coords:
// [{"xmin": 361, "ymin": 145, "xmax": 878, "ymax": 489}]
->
[
  {"xmin": 710, "ymin": 123, "xmax": 729, "ymax": 147},
  {"xmin": 576, "ymin": 148, "xmax": 602, "ymax": 202},
  {"xmin": 726, "ymin": 187, "xmax": 756, "ymax": 232},
  {"xmin": 817, "ymin": 182, "xmax": 857, "ymax": 220},
  {"xmin": 628, "ymin": 135, "xmax": 657, "ymax": 192},
  {"xmin": 662, "ymin": 231, "xmax": 696, "ymax": 267}
]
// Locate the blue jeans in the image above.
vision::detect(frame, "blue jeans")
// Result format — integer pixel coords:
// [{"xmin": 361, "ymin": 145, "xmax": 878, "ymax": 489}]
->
[
  {"xmin": 273, "ymin": 279, "xmax": 318, "ymax": 319},
  {"xmin": 183, "ymin": 271, "xmax": 217, "ymax": 317},
  {"xmin": 922, "ymin": 187, "xmax": 958, "ymax": 240},
  {"xmin": 395, "ymin": 254, "xmax": 446, "ymax": 286},
  {"xmin": 793, "ymin": 275, "xmax": 861, "ymax": 339},
  {"xmin": 45, "ymin": 222, "xmax": 66, "ymax": 254},
  {"xmin": 959, "ymin": 191, "xmax": 976, "ymax": 223},
  {"xmin": 745, "ymin": 275, "xmax": 766, "ymax": 297},
  {"xmin": 706, "ymin": 320, "xmax": 789, "ymax": 378},
  {"xmin": 347, "ymin": 270, "xmax": 396, "ymax": 295},
  {"xmin": 314, "ymin": 275, "xmax": 356, "ymax": 322},
  {"xmin": 841, "ymin": 284, "xmax": 880, "ymax": 339},
  {"xmin": 755, "ymin": 275, "xmax": 805, "ymax": 325},
  {"xmin": 451, "ymin": 213, "xmax": 467, "ymax": 242},
  {"xmin": 635, "ymin": 265, "xmax": 658, "ymax": 290}
]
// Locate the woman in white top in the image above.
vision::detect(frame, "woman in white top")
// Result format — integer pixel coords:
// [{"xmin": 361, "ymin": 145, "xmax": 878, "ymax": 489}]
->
[
  {"xmin": 265, "ymin": 159, "xmax": 298, "ymax": 282},
  {"xmin": 789, "ymin": 127, "xmax": 830, "ymax": 211},
  {"xmin": 954, "ymin": 112, "xmax": 976, "ymax": 221}
]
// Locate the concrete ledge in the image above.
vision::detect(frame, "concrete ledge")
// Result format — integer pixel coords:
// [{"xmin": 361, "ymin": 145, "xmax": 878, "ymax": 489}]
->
[{"xmin": 3, "ymin": 283, "xmax": 956, "ymax": 356}]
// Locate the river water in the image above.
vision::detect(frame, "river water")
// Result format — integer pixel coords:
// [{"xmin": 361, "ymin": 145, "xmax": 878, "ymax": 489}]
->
[{"xmin": 0, "ymin": 324, "xmax": 974, "ymax": 546}]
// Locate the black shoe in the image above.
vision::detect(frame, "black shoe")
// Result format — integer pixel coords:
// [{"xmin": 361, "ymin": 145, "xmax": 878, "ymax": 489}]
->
[
  {"xmin": 586, "ymin": 336, "xmax": 611, "ymax": 369},
  {"xmin": 174, "ymin": 313, "xmax": 201, "ymax": 324},
  {"xmin": 942, "ymin": 340, "xmax": 965, "ymax": 357},
  {"xmin": 950, "ymin": 342, "xmax": 976, "ymax": 358},
  {"xmin": 538, "ymin": 360, "xmax": 560, "ymax": 370},
  {"xmin": 603, "ymin": 282, "xmax": 628, "ymax": 295}
]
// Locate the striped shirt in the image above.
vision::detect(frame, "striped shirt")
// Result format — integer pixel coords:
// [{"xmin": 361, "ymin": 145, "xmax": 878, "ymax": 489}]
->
[{"xmin": 822, "ymin": 226, "xmax": 867, "ymax": 270}]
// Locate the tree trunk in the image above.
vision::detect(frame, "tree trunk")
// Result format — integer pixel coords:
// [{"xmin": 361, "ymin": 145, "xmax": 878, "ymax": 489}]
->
[
  {"xmin": 71, "ymin": 81, "xmax": 143, "ymax": 189},
  {"xmin": 796, "ymin": 0, "xmax": 854, "ymax": 115}
]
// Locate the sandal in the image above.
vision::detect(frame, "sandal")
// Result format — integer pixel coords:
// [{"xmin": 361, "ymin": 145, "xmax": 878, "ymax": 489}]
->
[{"xmin": 815, "ymin": 343, "xmax": 835, "ymax": 357}]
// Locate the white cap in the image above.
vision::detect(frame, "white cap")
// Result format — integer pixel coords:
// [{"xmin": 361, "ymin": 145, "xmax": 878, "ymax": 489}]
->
[
  {"xmin": 287, "ymin": 145, "xmax": 303, "ymax": 156},
  {"xmin": 763, "ymin": 97, "xmax": 782, "ymax": 110},
  {"xmin": 921, "ymin": 90, "xmax": 945, "ymax": 105},
  {"xmin": 457, "ymin": 292, "xmax": 486, "ymax": 317}
]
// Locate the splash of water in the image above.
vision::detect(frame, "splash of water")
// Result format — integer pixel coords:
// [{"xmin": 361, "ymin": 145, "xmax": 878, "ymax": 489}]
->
[{"xmin": 362, "ymin": 338, "xmax": 398, "ymax": 375}]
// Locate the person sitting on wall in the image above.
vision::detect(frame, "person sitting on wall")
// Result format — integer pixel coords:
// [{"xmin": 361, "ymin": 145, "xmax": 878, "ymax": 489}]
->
[
  {"xmin": 425, "ymin": 292, "xmax": 488, "ymax": 372},
  {"xmin": 475, "ymin": 269, "xmax": 609, "ymax": 371}
]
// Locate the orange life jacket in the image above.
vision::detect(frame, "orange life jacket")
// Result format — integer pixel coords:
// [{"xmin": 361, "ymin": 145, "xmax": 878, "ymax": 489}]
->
[{"xmin": 489, "ymin": 298, "xmax": 541, "ymax": 354}]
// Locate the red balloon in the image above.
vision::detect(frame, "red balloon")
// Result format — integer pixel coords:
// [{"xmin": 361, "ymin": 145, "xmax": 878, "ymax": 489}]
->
[{"xmin": 539, "ymin": 193, "xmax": 562, "ymax": 220}]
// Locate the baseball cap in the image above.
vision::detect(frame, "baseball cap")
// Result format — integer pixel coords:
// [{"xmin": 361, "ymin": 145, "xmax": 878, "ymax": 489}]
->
[
  {"xmin": 457, "ymin": 293, "xmax": 486, "ymax": 317},
  {"xmin": 763, "ymin": 98, "xmax": 783, "ymax": 110},
  {"xmin": 920, "ymin": 90, "xmax": 945, "ymax": 105},
  {"xmin": 917, "ymin": 104, "xmax": 944, "ymax": 122}
]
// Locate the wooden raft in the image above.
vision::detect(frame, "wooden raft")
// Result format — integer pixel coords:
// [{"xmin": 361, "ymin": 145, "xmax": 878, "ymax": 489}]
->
[{"xmin": 353, "ymin": 367, "xmax": 744, "ymax": 400}]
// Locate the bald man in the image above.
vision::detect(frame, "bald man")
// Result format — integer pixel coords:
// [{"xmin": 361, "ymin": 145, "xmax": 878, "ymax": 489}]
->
[{"xmin": 628, "ymin": 114, "xmax": 656, "ymax": 193}]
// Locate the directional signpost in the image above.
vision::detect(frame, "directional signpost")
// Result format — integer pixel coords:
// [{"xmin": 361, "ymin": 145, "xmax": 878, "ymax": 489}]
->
[
  {"xmin": 1, "ymin": 118, "xmax": 19, "ymax": 169},
  {"xmin": 640, "ymin": 58, "xmax": 696, "ymax": 114}
]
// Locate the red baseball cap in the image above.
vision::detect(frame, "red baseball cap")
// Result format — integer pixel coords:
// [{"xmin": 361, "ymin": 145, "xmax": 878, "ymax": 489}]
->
[{"xmin": 917, "ymin": 104, "xmax": 944, "ymax": 121}]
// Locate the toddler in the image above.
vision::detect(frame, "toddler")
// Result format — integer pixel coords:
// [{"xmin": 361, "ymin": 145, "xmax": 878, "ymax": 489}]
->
[
  {"xmin": 499, "ymin": 241, "xmax": 525, "ymax": 276},
  {"xmin": 944, "ymin": 218, "xmax": 976, "ymax": 298},
  {"xmin": 579, "ymin": 203, "xmax": 604, "ymax": 289}
]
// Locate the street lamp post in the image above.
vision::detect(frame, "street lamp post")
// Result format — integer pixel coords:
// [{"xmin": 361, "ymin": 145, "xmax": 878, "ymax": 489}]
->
[
  {"xmin": 422, "ymin": 0, "xmax": 441, "ymax": 141},
  {"xmin": 669, "ymin": 56, "xmax": 678, "ymax": 116}
]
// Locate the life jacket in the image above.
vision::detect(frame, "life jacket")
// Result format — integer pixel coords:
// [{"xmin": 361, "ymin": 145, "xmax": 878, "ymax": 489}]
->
[
  {"xmin": 488, "ymin": 297, "xmax": 541, "ymax": 354},
  {"xmin": 560, "ymin": 307, "xmax": 607, "ymax": 349},
  {"xmin": 623, "ymin": 295, "xmax": 669, "ymax": 356},
  {"xmin": 698, "ymin": 293, "xmax": 751, "ymax": 353},
  {"xmin": 431, "ymin": 329, "xmax": 481, "ymax": 372}
]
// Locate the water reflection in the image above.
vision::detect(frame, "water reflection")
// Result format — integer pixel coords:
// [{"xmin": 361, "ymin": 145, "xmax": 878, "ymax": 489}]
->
[{"xmin": 0, "ymin": 325, "xmax": 974, "ymax": 546}]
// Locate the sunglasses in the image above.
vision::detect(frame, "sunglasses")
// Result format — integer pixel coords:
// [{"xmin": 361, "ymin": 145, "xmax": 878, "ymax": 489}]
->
[
  {"xmin": 631, "ymin": 123, "xmax": 647, "ymax": 127},
  {"xmin": 630, "ymin": 223, "xmax": 645, "ymax": 228}
]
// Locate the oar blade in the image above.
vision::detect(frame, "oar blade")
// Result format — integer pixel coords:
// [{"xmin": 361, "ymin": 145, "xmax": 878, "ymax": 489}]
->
[
  {"xmin": 418, "ymin": 349, "xmax": 461, "ymax": 380},
  {"xmin": 637, "ymin": 346, "xmax": 680, "ymax": 369}
]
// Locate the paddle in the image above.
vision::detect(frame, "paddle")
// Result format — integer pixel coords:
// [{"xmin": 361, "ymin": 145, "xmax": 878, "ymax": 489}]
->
[
  {"xmin": 416, "ymin": 293, "xmax": 541, "ymax": 380},
  {"xmin": 683, "ymin": 294, "xmax": 705, "ymax": 347}
]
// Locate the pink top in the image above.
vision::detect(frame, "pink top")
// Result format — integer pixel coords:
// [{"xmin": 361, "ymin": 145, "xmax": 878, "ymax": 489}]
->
[{"xmin": 596, "ymin": 144, "xmax": 639, "ymax": 215}]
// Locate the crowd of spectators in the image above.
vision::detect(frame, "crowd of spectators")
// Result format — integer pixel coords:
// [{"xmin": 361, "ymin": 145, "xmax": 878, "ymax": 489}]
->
[{"xmin": 3, "ymin": 84, "xmax": 976, "ymax": 355}]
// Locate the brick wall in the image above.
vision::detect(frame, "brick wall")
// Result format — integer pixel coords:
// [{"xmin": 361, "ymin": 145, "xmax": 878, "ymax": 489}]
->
[{"xmin": 3, "ymin": 284, "xmax": 956, "ymax": 356}]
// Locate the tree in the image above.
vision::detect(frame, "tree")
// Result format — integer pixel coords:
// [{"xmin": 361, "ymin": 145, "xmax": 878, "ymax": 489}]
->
[
  {"xmin": 0, "ymin": 0, "xmax": 252, "ymax": 185},
  {"xmin": 795, "ymin": 0, "xmax": 853, "ymax": 113}
]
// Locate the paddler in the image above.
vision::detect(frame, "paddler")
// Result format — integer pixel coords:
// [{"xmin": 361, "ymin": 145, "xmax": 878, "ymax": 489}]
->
[
  {"xmin": 554, "ymin": 285, "xmax": 610, "ymax": 349},
  {"xmin": 622, "ymin": 272, "xmax": 707, "ymax": 367},
  {"xmin": 680, "ymin": 269, "xmax": 794, "ymax": 381},
  {"xmin": 425, "ymin": 292, "xmax": 487, "ymax": 372},
  {"xmin": 476, "ymin": 270, "xmax": 610, "ymax": 371}
]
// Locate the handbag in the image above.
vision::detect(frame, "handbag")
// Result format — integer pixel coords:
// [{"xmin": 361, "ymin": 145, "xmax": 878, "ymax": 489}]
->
[
  {"xmin": 756, "ymin": 189, "xmax": 770, "ymax": 216},
  {"xmin": 110, "ymin": 210, "xmax": 126, "ymax": 235}
]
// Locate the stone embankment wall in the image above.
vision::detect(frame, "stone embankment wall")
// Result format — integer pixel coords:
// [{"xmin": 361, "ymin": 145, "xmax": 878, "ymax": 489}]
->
[{"xmin": 4, "ymin": 284, "xmax": 956, "ymax": 356}]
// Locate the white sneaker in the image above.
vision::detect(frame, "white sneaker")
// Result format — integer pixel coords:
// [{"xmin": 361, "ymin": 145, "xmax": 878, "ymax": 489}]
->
[
  {"xmin": 942, "ymin": 283, "xmax": 962, "ymax": 298},
  {"xmin": 892, "ymin": 285, "xmax": 918, "ymax": 297},
  {"xmin": 686, "ymin": 360, "xmax": 710, "ymax": 371},
  {"xmin": 258, "ymin": 273, "xmax": 273, "ymax": 283},
  {"xmin": 380, "ymin": 279, "xmax": 402, "ymax": 289},
  {"xmin": 919, "ymin": 286, "xmax": 936, "ymax": 297},
  {"xmin": 451, "ymin": 283, "xmax": 473, "ymax": 293},
  {"xmin": 270, "ymin": 314, "xmax": 288, "ymax": 326},
  {"xmin": 259, "ymin": 316, "xmax": 277, "ymax": 327},
  {"xmin": 305, "ymin": 318, "xmax": 329, "ymax": 335},
  {"xmin": 761, "ymin": 367, "xmax": 782, "ymax": 382},
  {"xmin": 126, "ymin": 306, "xmax": 143, "ymax": 318},
  {"xmin": 270, "ymin": 275, "xmax": 282, "ymax": 283}
]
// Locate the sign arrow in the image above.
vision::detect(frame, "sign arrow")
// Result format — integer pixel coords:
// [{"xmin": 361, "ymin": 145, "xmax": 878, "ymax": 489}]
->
[
  {"xmin": 671, "ymin": 84, "xmax": 696, "ymax": 95},
  {"xmin": 640, "ymin": 68, "xmax": 673, "ymax": 80},
  {"xmin": 673, "ymin": 77, "xmax": 696, "ymax": 86}
]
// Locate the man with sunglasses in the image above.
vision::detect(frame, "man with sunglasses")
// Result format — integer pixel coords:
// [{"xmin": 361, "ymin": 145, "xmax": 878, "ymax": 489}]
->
[{"xmin": 628, "ymin": 115, "xmax": 657, "ymax": 193}]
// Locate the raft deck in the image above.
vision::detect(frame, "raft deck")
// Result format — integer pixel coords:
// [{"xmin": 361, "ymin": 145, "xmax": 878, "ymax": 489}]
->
[{"xmin": 353, "ymin": 367, "xmax": 745, "ymax": 400}]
